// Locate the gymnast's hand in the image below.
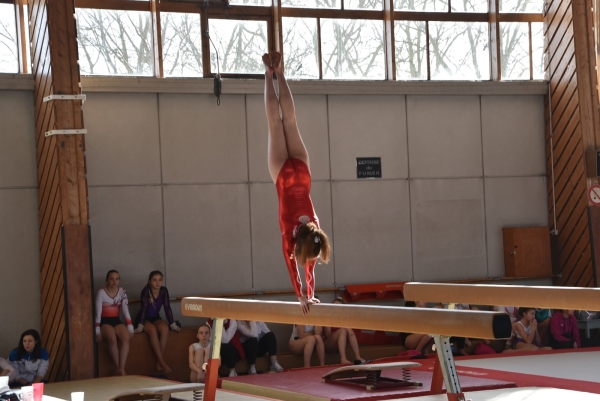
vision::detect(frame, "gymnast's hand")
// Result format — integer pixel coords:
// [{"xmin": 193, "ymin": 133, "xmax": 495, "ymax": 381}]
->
[
  {"xmin": 298, "ymin": 296, "xmax": 319, "ymax": 315},
  {"xmin": 298, "ymin": 296, "xmax": 311, "ymax": 315}
]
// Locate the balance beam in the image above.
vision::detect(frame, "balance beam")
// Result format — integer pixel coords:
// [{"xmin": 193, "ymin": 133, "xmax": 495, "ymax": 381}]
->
[
  {"xmin": 181, "ymin": 297, "xmax": 511, "ymax": 339},
  {"xmin": 404, "ymin": 282, "xmax": 600, "ymax": 311}
]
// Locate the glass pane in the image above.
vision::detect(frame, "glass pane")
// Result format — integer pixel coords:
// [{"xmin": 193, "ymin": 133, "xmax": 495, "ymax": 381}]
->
[
  {"xmin": 500, "ymin": 22, "xmax": 529, "ymax": 80},
  {"xmin": 429, "ymin": 21, "xmax": 489, "ymax": 80},
  {"xmin": 500, "ymin": 0, "xmax": 543, "ymax": 13},
  {"xmin": 531, "ymin": 22, "xmax": 544, "ymax": 79},
  {"xmin": 161, "ymin": 13, "xmax": 202, "ymax": 77},
  {"xmin": 208, "ymin": 19, "xmax": 267, "ymax": 74},
  {"xmin": 282, "ymin": 0, "xmax": 340, "ymax": 8},
  {"xmin": 76, "ymin": 9, "xmax": 153, "ymax": 76},
  {"xmin": 395, "ymin": 0, "xmax": 448, "ymax": 12},
  {"xmin": 451, "ymin": 0, "xmax": 487, "ymax": 12},
  {"xmin": 394, "ymin": 20, "xmax": 427, "ymax": 80},
  {"xmin": 24, "ymin": 5, "xmax": 31, "ymax": 72},
  {"xmin": 283, "ymin": 17, "xmax": 319, "ymax": 79},
  {"xmin": 229, "ymin": 0, "xmax": 270, "ymax": 5},
  {"xmin": 320, "ymin": 19, "xmax": 385, "ymax": 80},
  {"xmin": 0, "ymin": 4, "xmax": 19, "ymax": 73},
  {"xmin": 346, "ymin": 0, "xmax": 383, "ymax": 10}
]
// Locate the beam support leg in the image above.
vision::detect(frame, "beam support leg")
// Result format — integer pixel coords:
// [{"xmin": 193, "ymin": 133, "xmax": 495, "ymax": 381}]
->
[
  {"xmin": 204, "ymin": 318, "xmax": 223, "ymax": 401},
  {"xmin": 433, "ymin": 335, "xmax": 467, "ymax": 401}
]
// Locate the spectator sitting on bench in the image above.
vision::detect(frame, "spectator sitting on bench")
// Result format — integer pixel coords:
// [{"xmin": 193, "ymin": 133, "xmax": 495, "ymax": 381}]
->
[
  {"xmin": 8, "ymin": 329, "xmax": 49, "ymax": 386},
  {"xmin": 236, "ymin": 321, "xmax": 284, "ymax": 374},
  {"xmin": 95, "ymin": 270, "xmax": 134, "ymax": 376},
  {"xmin": 134, "ymin": 270, "xmax": 180, "ymax": 375},
  {"xmin": 207, "ymin": 319, "xmax": 245, "ymax": 377},
  {"xmin": 189, "ymin": 324, "xmax": 211, "ymax": 383},
  {"xmin": 322, "ymin": 297, "xmax": 366, "ymax": 364},
  {"xmin": 289, "ymin": 324, "xmax": 325, "ymax": 368},
  {"xmin": 401, "ymin": 301, "xmax": 434, "ymax": 355},
  {"xmin": 549, "ymin": 309, "xmax": 581, "ymax": 349}
]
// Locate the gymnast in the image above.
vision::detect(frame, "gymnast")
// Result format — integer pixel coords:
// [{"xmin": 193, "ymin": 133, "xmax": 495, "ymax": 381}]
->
[{"xmin": 262, "ymin": 50, "xmax": 331, "ymax": 315}]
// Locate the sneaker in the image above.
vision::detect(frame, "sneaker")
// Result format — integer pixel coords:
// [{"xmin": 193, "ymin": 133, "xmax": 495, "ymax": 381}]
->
[
  {"xmin": 229, "ymin": 370, "xmax": 238, "ymax": 377},
  {"xmin": 270, "ymin": 361, "xmax": 284, "ymax": 373},
  {"xmin": 248, "ymin": 365, "xmax": 257, "ymax": 375}
]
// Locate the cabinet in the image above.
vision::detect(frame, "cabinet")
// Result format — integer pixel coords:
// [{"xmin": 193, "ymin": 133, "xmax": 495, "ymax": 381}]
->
[{"xmin": 502, "ymin": 227, "xmax": 552, "ymax": 277}]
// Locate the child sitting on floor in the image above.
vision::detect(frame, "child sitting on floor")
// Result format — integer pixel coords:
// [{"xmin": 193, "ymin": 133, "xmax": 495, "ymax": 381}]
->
[
  {"xmin": 549, "ymin": 309, "xmax": 581, "ymax": 349},
  {"xmin": 188, "ymin": 324, "xmax": 211, "ymax": 383},
  {"xmin": 513, "ymin": 307, "xmax": 552, "ymax": 352}
]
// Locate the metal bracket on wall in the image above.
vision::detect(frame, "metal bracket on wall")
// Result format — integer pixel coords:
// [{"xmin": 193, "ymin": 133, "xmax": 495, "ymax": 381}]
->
[
  {"xmin": 45, "ymin": 129, "xmax": 88, "ymax": 137},
  {"xmin": 43, "ymin": 95, "xmax": 88, "ymax": 137},
  {"xmin": 43, "ymin": 94, "xmax": 86, "ymax": 104}
]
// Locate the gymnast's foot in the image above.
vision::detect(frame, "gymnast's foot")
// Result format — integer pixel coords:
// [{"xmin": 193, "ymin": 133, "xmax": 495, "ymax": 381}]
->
[
  {"xmin": 340, "ymin": 359, "xmax": 353, "ymax": 365},
  {"xmin": 262, "ymin": 53, "xmax": 274, "ymax": 74},
  {"xmin": 116, "ymin": 368, "xmax": 127, "ymax": 376},
  {"xmin": 269, "ymin": 51, "xmax": 283, "ymax": 75}
]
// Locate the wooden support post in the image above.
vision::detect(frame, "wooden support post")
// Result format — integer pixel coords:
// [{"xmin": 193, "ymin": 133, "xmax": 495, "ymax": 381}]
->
[
  {"xmin": 384, "ymin": 0, "xmax": 396, "ymax": 81},
  {"xmin": 488, "ymin": 0, "xmax": 501, "ymax": 80},
  {"xmin": 29, "ymin": 0, "xmax": 93, "ymax": 381}
]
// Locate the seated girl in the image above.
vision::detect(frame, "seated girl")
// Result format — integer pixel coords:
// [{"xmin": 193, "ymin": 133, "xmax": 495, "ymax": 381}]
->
[
  {"xmin": 188, "ymin": 324, "xmax": 211, "ymax": 383},
  {"xmin": 135, "ymin": 270, "xmax": 180, "ymax": 374},
  {"xmin": 289, "ymin": 324, "xmax": 324, "ymax": 368},
  {"xmin": 322, "ymin": 297, "xmax": 365, "ymax": 364},
  {"xmin": 549, "ymin": 309, "xmax": 581, "ymax": 349},
  {"xmin": 207, "ymin": 319, "xmax": 245, "ymax": 377},
  {"xmin": 401, "ymin": 301, "xmax": 434, "ymax": 354},
  {"xmin": 95, "ymin": 269, "xmax": 134, "ymax": 376},
  {"xmin": 513, "ymin": 307, "xmax": 552, "ymax": 352},
  {"xmin": 236, "ymin": 321, "xmax": 284, "ymax": 374},
  {"xmin": 8, "ymin": 329, "xmax": 49, "ymax": 386}
]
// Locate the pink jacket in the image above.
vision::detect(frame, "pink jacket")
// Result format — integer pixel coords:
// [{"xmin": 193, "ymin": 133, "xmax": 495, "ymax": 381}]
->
[{"xmin": 550, "ymin": 313, "xmax": 581, "ymax": 347}]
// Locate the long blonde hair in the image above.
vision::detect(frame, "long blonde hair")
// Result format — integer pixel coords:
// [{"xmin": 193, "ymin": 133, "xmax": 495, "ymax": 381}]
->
[{"xmin": 294, "ymin": 222, "xmax": 331, "ymax": 267}]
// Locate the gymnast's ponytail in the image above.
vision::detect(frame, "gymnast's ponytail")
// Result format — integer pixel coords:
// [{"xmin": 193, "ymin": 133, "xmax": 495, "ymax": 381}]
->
[{"xmin": 294, "ymin": 222, "xmax": 331, "ymax": 267}]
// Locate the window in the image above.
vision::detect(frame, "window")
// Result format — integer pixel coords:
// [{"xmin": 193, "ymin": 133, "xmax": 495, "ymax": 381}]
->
[
  {"xmin": 76, "ymin": 9, "xmax": 154, "ymax": 76},
  {"xmin": 0, "ymin": 3, "xmax": 18, "ymax": 73},
  {"xmin": 429, "ymin": 22, "xmax": 489, "ymax": 80},
  {"xmin": 208, "ymin": 19, "xmax": 268, "ymax": 75},
  {"xmin": 283, "ymin": 17, "xmax": 319, "ymax": 79},
  {"xmin": 282, "ymin": 0, "xmax": 340, "ymax": 8},
  {"xmin": 70, "ymin": 0, "xmax": 544, "ymax": 81},
  {"xmin": 394, "ymin": 20, "xmax": 427, "ymax": 80},
  {"xmin": 162, "ymin": 13, "xmax": 203, "ymax": 77},
  {"xmin": 321, "ymin": 19, "xmax": 385, "ymax": 79}
]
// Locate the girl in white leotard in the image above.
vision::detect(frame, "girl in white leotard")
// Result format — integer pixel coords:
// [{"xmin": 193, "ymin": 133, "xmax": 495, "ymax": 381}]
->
[
  {"xmin": 188, "ymin": 324, "xmax": 211, "ymax": 383},
  {"xmin": 514, "ymin": 307, "xmax": 551, "ymax": 352},
  {"xmin": 288, "ymin": 324, "xmax": 324, "ymax": 368}
]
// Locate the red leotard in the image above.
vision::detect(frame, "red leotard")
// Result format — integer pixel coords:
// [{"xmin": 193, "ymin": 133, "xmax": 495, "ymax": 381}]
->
[{"xmin": 276, "ymin": 158, "xmax": 319, "ymax": 299}]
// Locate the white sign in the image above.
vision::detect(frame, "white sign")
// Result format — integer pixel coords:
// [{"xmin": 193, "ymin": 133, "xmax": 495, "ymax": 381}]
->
[{"xmin": 588, "ymin": 185, "xmax": 600, "ymax": 206}]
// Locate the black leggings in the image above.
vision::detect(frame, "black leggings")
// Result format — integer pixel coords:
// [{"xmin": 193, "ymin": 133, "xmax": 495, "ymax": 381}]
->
[
  {"xmin": 549, "ymin": 335, "xmax": 575, "ymax": 349},
  {"xmin": 243, "ymin": 332, "xmax": 278, "ymax": 364},
  {"xmin": 220, "ymin": 343, "xmax": 241, "ymax": 369}
]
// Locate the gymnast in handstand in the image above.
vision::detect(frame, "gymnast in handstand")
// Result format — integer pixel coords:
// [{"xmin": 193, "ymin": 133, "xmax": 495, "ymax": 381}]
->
[{"xmin": 263, "ymin": 50, "xmax": 331, "ymax": 315}]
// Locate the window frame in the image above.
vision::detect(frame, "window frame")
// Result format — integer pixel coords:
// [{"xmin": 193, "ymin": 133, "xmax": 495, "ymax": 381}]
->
[{"xmin": 66, "ymin": 0, "xmax": 544, "ymax": 81}]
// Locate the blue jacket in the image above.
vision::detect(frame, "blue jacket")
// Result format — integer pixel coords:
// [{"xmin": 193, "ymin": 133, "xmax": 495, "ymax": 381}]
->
[{"xmin": 8, "ymin": 348, "xmax": 49, "ymax": 383}]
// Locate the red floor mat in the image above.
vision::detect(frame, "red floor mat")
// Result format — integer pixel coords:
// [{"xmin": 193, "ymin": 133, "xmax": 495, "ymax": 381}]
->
[{"xmin": 219, "ymin": 362, "xmax": 515, "ymax": 401}]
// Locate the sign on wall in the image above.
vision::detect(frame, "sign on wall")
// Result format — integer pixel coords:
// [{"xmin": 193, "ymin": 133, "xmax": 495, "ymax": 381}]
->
[{"xmin": 357, "ymin": 157, "xmax": 382, "ymax": 179}]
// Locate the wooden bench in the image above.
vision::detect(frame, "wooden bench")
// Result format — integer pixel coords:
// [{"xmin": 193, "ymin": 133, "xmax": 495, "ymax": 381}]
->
[{"xmin": 97, "ymin": 327, "xmax": 406, "ymax": 382}]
